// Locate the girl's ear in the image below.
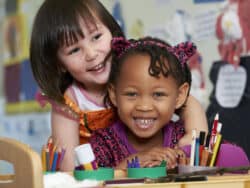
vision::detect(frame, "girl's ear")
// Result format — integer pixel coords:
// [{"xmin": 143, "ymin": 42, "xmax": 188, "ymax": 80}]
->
[
  {"xmin": 175, "ymin": 82, "xmax": 190, "ymax": 109},
  {"xmin": 108, "ymin": 84, "xmax": 117, "ymax": 107}
]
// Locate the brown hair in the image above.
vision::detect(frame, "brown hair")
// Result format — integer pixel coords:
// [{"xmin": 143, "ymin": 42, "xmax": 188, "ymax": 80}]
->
[{"xmin": 30, "ymin": 0, "xmax": 124, "ymax": 103}]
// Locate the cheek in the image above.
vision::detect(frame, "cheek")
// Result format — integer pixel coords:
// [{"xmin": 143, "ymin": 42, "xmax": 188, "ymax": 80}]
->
[
  {"xmin": 116, "ymin": 100, "xmax": 133, "ymax": 115},
  {"xmin": 158, "ymin": 101, "xmax": 177, "ymax": 115}
]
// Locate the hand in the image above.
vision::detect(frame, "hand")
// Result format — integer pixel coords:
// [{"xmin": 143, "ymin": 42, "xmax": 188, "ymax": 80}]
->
[{"xmin": 136, "ymin": 147, "xmax": 182, "ymax": 169}]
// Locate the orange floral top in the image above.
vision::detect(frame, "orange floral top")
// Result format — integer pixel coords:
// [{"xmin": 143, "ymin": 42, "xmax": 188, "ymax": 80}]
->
[
  {"xmin": 63, "ymin": 95, "xmax": 115, "ymax": 144},
  {"xmin": 36, "ymin": 92, "xmax": 115, "ymax": 144}
]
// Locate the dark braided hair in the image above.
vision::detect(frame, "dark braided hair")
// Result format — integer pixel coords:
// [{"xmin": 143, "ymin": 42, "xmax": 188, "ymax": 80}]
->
[{"xmin": 105, "ymin": 37, "xmax": 192, "ymax": 111}]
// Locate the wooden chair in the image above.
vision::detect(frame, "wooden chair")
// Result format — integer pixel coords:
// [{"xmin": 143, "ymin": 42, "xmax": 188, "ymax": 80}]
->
[{"xmin": 0, "ymin": 137, "xmax": 43, "ymax": 188}]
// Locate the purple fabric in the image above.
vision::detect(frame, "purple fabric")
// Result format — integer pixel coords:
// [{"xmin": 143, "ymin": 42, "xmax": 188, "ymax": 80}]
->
[
  {"xmin": 181, "ymin": 144, "xmax": 250, "ymax": 168},
  {"xmin": 113, "ymin": 120, "xmax": 182, "ymax": 154},
  {"xmin": 216, "ymin": 144, "xmax": 250, "ymax": 167},
  {"xmin": 90, "ymin": 120, "xmax": 184, "ymax": 167}
]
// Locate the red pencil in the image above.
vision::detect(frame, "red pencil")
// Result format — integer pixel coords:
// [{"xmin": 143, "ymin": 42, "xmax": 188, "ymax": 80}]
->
[
  {"xmin": 209, "ymin": 113, "xmax": 219, "ymax": 150},
  {"xmin": 56, "ymin": 148, "xmax": 62, "ymax": 171}
]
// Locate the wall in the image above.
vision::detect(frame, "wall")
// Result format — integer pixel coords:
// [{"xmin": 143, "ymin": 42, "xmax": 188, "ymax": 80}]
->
[
  {"xmin": 101, "ymin": 0, "xmax": 225, "ymax": 107},
  {"xmin": 0, "ymin": 0, "xmax": 225, "ymax": 106},
  {"xmin": 0, "ymin": 0, "xmax": 226, "ymax": 171}
]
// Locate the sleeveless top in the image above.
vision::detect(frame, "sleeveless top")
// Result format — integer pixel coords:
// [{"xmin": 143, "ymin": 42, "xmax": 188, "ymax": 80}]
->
[{"xmin": 36, "ymin": 83, "xmax": 115, "ymax": 144}]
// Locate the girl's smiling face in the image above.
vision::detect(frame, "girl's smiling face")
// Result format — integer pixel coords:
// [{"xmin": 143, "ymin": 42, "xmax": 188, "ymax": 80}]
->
[
  {"xmin": 109, "ymin": 54, "xmax": 188, "ymax": 141},
  {"xmin": 57, "ymin": 17, "xmax": 112, "ymax": 90}
]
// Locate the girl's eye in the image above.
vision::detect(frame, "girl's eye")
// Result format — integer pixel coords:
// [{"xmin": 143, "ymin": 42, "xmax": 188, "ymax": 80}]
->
[
  {"xmin": 93, "ymin": 33, "xmax": 102, "ymax": 41},
  {"xmin": 153, "ymin": 92, "xmax": 166, "ymax": 98},
  {"xmin": 124, "ymin": 92, "xmax": 137, "ymax": 97},
  {"xmin": 68, "ymin": 47, "xmax": 80, "ymax": 55}
]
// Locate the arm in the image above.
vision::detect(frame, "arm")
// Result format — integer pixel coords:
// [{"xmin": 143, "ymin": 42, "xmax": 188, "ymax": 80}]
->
[
  {"xmin": 51, "ymin": 107, "xmax": 79, "ymax": 171},
  {"xmin": 178, "ymin": 95, "xmax": 208, "ymax": 147}
]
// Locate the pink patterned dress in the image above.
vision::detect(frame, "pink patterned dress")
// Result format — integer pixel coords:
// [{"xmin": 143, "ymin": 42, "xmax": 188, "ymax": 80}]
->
[{"xmin": 89, "ymin": 120, "xmax": 185, "ymax": 167}]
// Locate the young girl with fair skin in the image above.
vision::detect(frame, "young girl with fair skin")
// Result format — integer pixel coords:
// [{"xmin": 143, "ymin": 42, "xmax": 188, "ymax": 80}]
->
[{"xmin": 30, "ymin": 0, "xmax": 207, "ymax": 171}]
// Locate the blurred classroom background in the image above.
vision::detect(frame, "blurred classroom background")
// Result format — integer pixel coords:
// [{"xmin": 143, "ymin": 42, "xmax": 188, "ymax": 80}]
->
[{"xmin": 1, "ymin": 0, "xmax": 249, "ymax": 172}]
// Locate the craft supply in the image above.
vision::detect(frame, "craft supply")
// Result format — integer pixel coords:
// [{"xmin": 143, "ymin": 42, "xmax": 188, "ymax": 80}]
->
[
  {"xmin": 213, "ymin": 122, "xmax": 222, "ymax": 144},
  {"xmin": 200, "ymin": 148, "xmax": 211, "ymax": 166},
  {"xmin": 74, "ymin": 143, "xmax": 97, "ymax": 171},
  {"xmin": 127, "ymin": 156, "xmax": 141, "ymax": 168},
  {"xmin": 190, "ymin": 129, "xmax": 196, "ymax": 166},
  {"xmin": 56, "ymin": 148, "xmax": 62, "ymax": 171},
  {"xmin": 41, "ymin": 145, "xmax": 47, "ymax": 172},
  {"xmin": 45, "ymin": 147, "xmax": 50, "ymax": 171},
  {"xmin": 51, "ymin": 151, "xmax": 58, "ymax": 171},
  {"xmin": 209, "ymin": 134, "xmax": 222, "ymax": 167},
  {"xmin": 209, "ymin": 113, "xmax": 219, "ymax": 150},
  {"xmin": 41, "ymin": 139, "xmax": 65, "ymax": 172},
  {"xmin": 74, "ymin": 167, "xmax": 114, "ymax": 180},
  {"xmin": 127, "ymin": 164, "xmax": 166, "ymax": 178},
  {"xmin": 195, "ymin": 132, "xmax": 200, "ymax": 166}
]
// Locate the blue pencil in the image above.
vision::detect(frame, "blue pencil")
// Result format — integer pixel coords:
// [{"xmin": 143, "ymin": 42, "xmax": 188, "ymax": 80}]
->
[{"xmin": 51, "ymin": 151, "xmax": 58, "ymax": 171}]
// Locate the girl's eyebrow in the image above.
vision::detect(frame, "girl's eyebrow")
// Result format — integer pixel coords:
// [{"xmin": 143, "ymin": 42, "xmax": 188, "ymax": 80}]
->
[{"xmin": 86, "ymin": 21, "xmax": 102, "ymax": 32}]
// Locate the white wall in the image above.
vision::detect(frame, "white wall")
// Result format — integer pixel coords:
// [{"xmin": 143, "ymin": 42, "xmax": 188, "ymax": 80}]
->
[
  {"xmin": 101, "ymin": 0, "xmax": 225, "ymax": 107},
  {"xmin": 0, "ymin": 0, "xmax": 226, "ymax": 106}
]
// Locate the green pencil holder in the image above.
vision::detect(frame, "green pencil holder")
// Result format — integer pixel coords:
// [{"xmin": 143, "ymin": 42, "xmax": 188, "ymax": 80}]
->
[
  {"xmin": 127, "ymin": 161, "xmax": 167, "ymax": 178},
  {"xmin": 74, "ymin": 168, "xmax": 114, "ymax": 181}
]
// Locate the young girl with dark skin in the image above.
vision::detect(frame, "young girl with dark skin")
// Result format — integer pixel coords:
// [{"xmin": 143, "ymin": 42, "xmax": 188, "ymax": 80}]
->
[
  {"xmin": 90, "ymin": 37, "xmax": 194, "ymax": 169},
  {"xmin": 89, "ymin": 37, "xmax": 249, "ymax": 170},
  {"xmin": 30, "ymin": 0, "xmax": 208, "ymax": 171}
]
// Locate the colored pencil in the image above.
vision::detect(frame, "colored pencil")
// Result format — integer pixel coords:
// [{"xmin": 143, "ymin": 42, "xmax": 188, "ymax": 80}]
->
[{"xmin": 209, "ymin": 134, "xmax": 222, "ymax": 167}]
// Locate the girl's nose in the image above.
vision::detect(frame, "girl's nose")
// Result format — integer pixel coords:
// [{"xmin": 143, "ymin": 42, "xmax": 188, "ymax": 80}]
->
[
  {"xmin": 135, "ymin": 97, "xmax": 153, "ymax": 111},
  {"xmin": 85, "ymin": 46, "xmax": 97, "ymax": 61}
]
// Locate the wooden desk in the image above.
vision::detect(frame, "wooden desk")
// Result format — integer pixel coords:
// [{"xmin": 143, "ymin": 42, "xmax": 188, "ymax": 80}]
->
[
  {"xmin": 2, "ymin": 171, "xmax": 250, "ymax": 188},
  {"xmin": 106, "ymin": 172, "xmax": 250, "ymax": 188}
]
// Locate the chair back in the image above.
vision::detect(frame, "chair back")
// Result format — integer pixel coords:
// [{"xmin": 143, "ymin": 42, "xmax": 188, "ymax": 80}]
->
[{"xmin": 0, "ymin": 137, "xmax": 43, "ymax": 188}]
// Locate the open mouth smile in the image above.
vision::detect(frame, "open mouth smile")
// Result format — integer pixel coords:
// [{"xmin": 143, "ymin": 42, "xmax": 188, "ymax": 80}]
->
[
  {"xmin": 134, "ymin": 118, "xmax": 156, "ymax": 129},
  {"xmin": 88, "ymin": 62, "xmax": 105, "ymax": 72}
]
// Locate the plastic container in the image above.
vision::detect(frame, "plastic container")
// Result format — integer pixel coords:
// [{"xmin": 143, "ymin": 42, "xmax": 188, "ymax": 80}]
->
[
  {"xmin": 127, "ymin": 161, "xmax": 167, "ymax": 178},
  {"xmin": 74, "ymin": 168, "xmax": 114, "ymax": 181}
]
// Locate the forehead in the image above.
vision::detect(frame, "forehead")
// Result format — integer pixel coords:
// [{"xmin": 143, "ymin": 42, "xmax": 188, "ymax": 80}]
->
[
  {"xmin": 59, "ymin": 13, "xmax": 102, "ymax": 47},
  {"xmin": 118, "ymin": 54, "xmax": 176, "ymax": 86}
]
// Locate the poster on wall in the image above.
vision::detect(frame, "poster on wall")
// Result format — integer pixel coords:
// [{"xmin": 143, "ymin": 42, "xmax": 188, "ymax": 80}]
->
[
  {"xmin": 2, "ymin": 0, "xmax": 48, "ymax": 114},
  {"xmin": 2, "ymin": 14, "xmax": 29, "ymax": 64}
]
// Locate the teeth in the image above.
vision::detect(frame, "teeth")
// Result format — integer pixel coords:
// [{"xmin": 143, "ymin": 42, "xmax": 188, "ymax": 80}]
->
[
  {"xmin": 135, "ymin": 118, "xmax": 154, "ymax": 129},
  {"xmin": 92, "ymin": 63, "xmax": 104, "ymax": 71}
]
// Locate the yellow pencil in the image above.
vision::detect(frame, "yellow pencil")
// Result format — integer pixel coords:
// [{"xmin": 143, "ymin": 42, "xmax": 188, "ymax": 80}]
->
[
  {"xmin": 83, "ymin": 163, "xmax": 93, "ymax": 170},
  {"xmin": 209, "ymin": 134, "xmax": 222, "ymax": 167},
  {"xmin": 41, "ymin": 145, "xmax": 46, "ymax": 171}
]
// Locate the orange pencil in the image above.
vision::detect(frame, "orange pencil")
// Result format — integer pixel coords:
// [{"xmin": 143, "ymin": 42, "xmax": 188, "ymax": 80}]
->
[{"xmin": 47, "ymin": 137, "xmax": 53, "ymax": 153}]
